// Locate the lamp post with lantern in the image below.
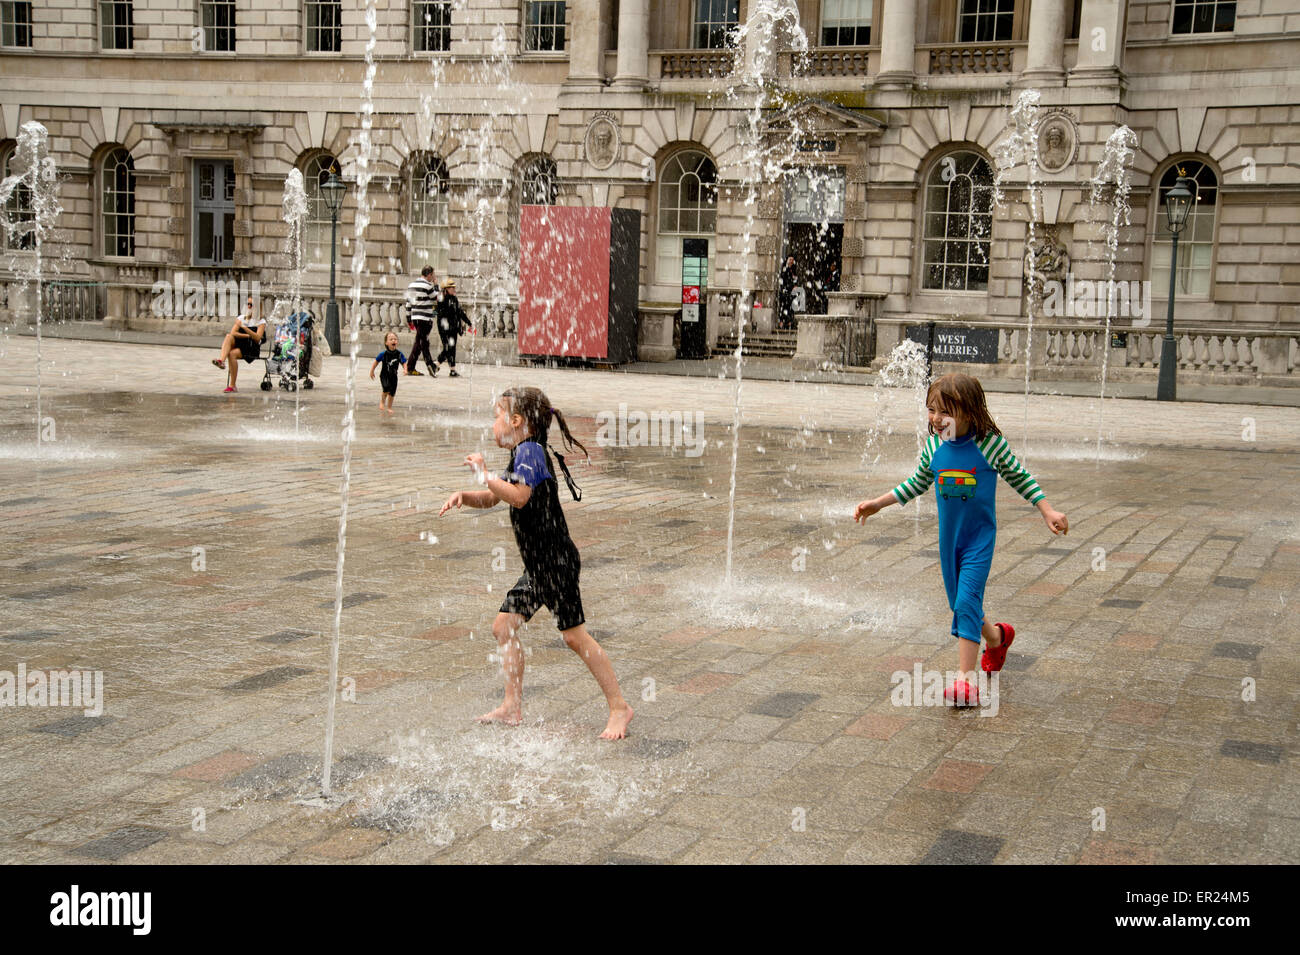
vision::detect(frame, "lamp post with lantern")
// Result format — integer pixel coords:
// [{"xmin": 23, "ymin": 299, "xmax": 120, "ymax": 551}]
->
[
  {"xmin": 321, "ymin": 170, "xmax": 346, "ymax": 355},
  {"xmin": 1158, "ymin": 175, "xmax": 1195, "ymax": 402}
]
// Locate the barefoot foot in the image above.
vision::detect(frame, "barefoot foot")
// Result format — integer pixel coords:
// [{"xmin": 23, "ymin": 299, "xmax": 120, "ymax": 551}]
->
[
  {"xmin": 475, "ymin": 703, "xmax": 521, "ymax": 726},
  {"xmin": 599, "ymin": 704, "xmax": 633, "ymax": 740}
]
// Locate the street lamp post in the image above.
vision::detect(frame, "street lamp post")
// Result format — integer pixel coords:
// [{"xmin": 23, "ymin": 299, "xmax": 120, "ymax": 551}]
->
[
  {"xmin": 1158, "ymin": 176, "xmax": 1195, "ymax": 402},
  {"xmin": 321, "ymin": 171, "xmax": 346, "ymax": 355}
]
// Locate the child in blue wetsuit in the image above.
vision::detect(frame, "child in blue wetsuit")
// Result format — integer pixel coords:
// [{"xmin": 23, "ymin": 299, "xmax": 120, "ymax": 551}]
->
[
  {"xmin": 854, "ymin": 373, "xmax": 1069, "ymax": 706},
  {"xmin": 368, "ymin": 331, "xmax": 405, "ymax": 415},
  {"xmin": 438, "ymin": 385, "xmax": 633, "ymax": 740}
]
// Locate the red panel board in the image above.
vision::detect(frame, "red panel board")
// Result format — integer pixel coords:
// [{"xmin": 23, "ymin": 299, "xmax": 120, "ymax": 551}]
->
[{"xmin": 518, "ymin": 205, "xmax": 611, "ymax": 358}]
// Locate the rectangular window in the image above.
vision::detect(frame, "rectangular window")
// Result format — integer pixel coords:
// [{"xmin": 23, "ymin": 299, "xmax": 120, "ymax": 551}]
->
[
  {"xmin": 958, "ymin": 0, "xmax": 1014, "ymax": 43},
  {"xmin": 821, "ymin": 0, "xmax": 872, "ymax": 47},
  {"xmin": 1171, "ymin": 0, "xmax": 1235, "ymax": 35},
  {"xmin": 201, "ymin": 0, "xmax": 236, "ymax": 52},
  {"xmin": 523, "ymin": 1, "xmax": 565, "ymax": 52},
  {"xmin": 99, "ymin": 0, "xmax": 133, "ymax": 50},
  {"xmin": 413, "ymin": 0, "xmax": 450, "ymax": 52},
  {"xmin": 693, "ymin": 0, "xmax": 738, "ymax": 49},
  {"xmin": 1, "ymin": 1, "xmax": 33, "ymax": 48},
  {"xmin": 305, "ymin": 0, "xmax": 341, "ymax": 53}
]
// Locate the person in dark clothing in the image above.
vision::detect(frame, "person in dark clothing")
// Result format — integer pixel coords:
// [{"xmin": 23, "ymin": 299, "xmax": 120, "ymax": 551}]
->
[
  {"xmin": 438, "ymin": 385, "xmax": 633, "ymax": 740},
  {"xmin": 826, "ymin": 262, "xmax": 841, "ymax": 293},
  {"xmin": 405, "ymin": 265, "xmax": 439, "ymax": 376},
  {"xmin": 778, "ymin": 255, "xmax": 798, "ymax": 330},
  {"xmin": 435, "ymin": 278, "xmax": 471, "ymax": 377},
  {"xmin": 368, "ymin": 331, "xmax": 406, "ymax": 415}
]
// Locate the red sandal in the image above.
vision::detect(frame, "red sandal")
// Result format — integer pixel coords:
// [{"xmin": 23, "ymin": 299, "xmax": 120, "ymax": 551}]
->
[
  {"xmin": 944, "ymin": 679, "xmax": 980, "ymax": 708},
  {"xmin": 981, "ymin": 623, "xmax": 1015, "ymax": 673}
]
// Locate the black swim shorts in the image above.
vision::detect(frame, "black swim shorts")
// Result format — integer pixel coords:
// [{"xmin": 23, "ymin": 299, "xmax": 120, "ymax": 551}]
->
[{"xmin": 499, "ymin": 571, "xmax": 585, "ymax": 632}]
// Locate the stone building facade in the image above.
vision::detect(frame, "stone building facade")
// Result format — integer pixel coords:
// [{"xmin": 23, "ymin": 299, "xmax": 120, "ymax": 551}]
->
[{"xmin": 1, "ymin": 0, "xmax": 1298, "ymax": 382}]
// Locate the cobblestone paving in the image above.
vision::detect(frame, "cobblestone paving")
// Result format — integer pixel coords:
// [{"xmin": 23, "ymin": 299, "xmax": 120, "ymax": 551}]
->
[{"xmin": 1, "ymin": 337, "xmax": 1297, "ymax": 864}]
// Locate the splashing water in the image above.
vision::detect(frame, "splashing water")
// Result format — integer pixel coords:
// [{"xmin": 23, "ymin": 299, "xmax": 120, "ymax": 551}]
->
[
  {"xmin": 353, "ymin": 725, "xmax": 692, "ymax": 845},
  {"xmin": 993, "ymin": 90, "xmax": 1043, "ymax": 459},
  {"xmin": 280, "ymin": 168, "xmax": 309, "ymax": 438},
  {"xmin": 322, "ymin": 1, "xmax": 378, "ymax": 799},
  {"xmin": 462, "ymin": 22, "xmax": 524, "ymax": 420},
  {"xmin": 862, "ymin": 340, "xmax": 928, "ymax": 472},
  {"xmin": 1089, "ymin": 126, "xmax": 1138, "ymax": 467},
  {"xmin": 722, "ymin": 2, "xmax": 809, "ymax": 586},
  {"xmin": 0, "ymin": 122, "xmax": 63, "ymax": 448}
]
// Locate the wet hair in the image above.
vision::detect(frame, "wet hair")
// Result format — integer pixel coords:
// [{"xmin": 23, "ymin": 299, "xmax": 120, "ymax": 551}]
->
[
  {"xmin": 384, "ymin": 331, "xmax": 398, "ymax": 345},
  {"xmin": 926, "ymin": 373, "xmax": 1001, "ymax": 440},
  {"xmin": 499, "ymin": 386, "xmax": 587, "ymax": 458}
]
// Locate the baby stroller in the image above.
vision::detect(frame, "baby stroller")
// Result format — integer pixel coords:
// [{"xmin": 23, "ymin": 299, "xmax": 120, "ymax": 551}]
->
[{"xmin": 261, "ymin": 311, "xmax": 316, "ymax": 392}]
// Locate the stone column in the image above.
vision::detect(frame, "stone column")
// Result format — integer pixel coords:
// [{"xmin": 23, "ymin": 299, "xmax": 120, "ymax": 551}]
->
[
  {"xmin": 1070, "ymin": 0, "xmax": 1126, "ymax": 87},
  {"xmin": 614, "ymin": 0, "xmax": 649, "ymax": 87},
  {"xmin": 566, "ymin": 0, "xmax": 606, "ymax": 85},
  {"xmin": 876, "ymin": 0, "xmax": 917, "ymax": 90},
  {"xmin": 1021, "ymin": 0, "xmax": 1066, "ymax": 86}
]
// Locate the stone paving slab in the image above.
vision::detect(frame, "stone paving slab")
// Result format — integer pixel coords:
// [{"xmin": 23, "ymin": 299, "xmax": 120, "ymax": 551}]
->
[{"xmin": 0, "ymin": 336, "xmax": 1297, "ymax": 864}]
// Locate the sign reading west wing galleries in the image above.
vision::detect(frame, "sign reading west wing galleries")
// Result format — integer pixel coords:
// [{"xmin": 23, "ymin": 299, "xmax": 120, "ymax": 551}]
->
[{"xmin": 904, "ymin": 324, "xmax": 999, "ymax": 364}]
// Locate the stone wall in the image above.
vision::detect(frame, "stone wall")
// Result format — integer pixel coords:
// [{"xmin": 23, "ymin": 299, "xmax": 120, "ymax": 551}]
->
[{"xmin": 2, "ymin": 0, "xmax": 1298, "ymax": 356}]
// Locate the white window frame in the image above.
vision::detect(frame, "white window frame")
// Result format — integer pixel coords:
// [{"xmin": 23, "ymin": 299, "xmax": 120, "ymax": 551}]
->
[
  {"xmin": 656, "ymin": 150, "xmax": 718, "ymax": 286},
  {"xmin": 920, "ymin": 150, "xmax": 994, "ymax": 293},
  {"xmin": 1150, "ymin": 159, "xmax": 1219, "ymax": 301}
]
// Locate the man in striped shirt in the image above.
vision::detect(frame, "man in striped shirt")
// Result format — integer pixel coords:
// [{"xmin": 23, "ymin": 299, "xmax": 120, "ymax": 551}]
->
[{"xmin": 405, "ymin": 265, "xmax": 441, "ymax": 376}]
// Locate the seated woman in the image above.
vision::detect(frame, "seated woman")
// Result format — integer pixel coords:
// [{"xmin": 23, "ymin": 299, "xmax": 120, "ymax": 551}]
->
[{"xmin": 212, "ymin": 298, "xmax": 266, "ymax": 393}]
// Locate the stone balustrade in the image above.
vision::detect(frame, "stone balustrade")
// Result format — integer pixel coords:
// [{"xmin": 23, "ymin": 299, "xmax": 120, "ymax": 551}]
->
[
  {"xmin": 794, "ymin": 48, "xmax": 872, "ymax": 77},
  {"xmin": 658, "ymin": 49, "xmax": 735, "ymax": 79},
  {"xmin": 924, "ymin": 43, "xmax": 1020, "ymax": 75},
  {"xmin": 0, "ymin": 274, "xmax": 519, "ymax": 343},
  {"xmin": 4, "ymin": 272, "xmax": 1297, "ymax": 386},
  {"xmin": 874, "ymin": 318, "xmax": 1300, "ymax": 386}
]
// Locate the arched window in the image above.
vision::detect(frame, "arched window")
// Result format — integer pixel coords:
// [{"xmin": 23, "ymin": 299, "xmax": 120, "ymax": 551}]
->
[
  {"xmin": 1, "ymin": 143, "xmax": 35, "ymax": 251},
  {"xmin": 1151, "ymin": 159, "xmax": 1217, "ymax": 299},
  {"xmin": 921, "ymin": 150, "xmax": 993, "ymax": 292},
  {"xmin": 303, "ymin": 153, "xmax": 338, "ymax": 265},
  {"xmin": 520, "ymin": 155, "xmax": 557, "ymax": 206},
  {"xmin": 101, "ymin": 147, "xmax": 136, "ymax": 257},
  {"xmin": 657, "ymin": 149, "xmax": 717, "ymax": 284},
  {"xmin": 407, "ymin": 153, "xmax": 449, "ymax": 272}
]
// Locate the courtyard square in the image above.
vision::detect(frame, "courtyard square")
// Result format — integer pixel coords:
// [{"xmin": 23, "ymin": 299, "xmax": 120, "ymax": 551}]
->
[{"xmin": 0, "ymin": 337, "xmax": 1297, "ymax": 865}]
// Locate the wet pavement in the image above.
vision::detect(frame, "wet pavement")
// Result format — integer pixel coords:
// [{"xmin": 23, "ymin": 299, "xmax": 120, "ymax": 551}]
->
[{"xmin": 1, "ymin": 336, "xmax": 1297, "ymax": 864}]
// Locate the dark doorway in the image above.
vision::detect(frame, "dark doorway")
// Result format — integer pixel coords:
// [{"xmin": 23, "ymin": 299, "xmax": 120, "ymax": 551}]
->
[{"xmin": 783, "ymin": 222, "xmax": 842, "ymax": 316}]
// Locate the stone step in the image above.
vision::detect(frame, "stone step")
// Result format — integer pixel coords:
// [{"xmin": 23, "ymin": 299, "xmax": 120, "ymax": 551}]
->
[{"xmin": 714, "ymin": 331, "xmax": 798, "ymax": 358}]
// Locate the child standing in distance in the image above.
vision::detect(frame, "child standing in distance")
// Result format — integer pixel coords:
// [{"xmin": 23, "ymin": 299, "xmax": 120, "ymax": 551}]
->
[
  {"xmin": 369, "ymin": 331, "xmax": 405, "ymax": 415},
  {"xmin": 438, "ymin": 386, "xmax": 633, "ymax": 740},
  {"xmin": 854, "ymin": 373, "xmax": 1069, "ymax": 706}
]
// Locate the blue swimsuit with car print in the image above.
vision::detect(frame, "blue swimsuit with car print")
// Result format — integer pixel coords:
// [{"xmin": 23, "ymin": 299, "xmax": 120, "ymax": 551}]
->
[{"xmin": 891, "ymin": 431, "xmax": 1043, "ymax": 643}]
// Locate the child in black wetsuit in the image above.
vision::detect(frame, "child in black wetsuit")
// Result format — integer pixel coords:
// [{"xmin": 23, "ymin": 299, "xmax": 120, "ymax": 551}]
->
[
  {"xmin": 369, "ymin": 332, "xmax": 406, "ymax": 415},
  {"xmin": 438, "ymin": 385, "xmax": 633, "ymax": 740}
]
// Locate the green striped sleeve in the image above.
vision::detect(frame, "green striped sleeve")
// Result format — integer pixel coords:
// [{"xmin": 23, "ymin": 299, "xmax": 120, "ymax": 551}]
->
[
  {"xmin": 978, "ymin": 433, "xmax": 1044, "ymax": 505},
  {"xmin": 892, "ymin": 435, "xmax": 939, "ymax": 505}
]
